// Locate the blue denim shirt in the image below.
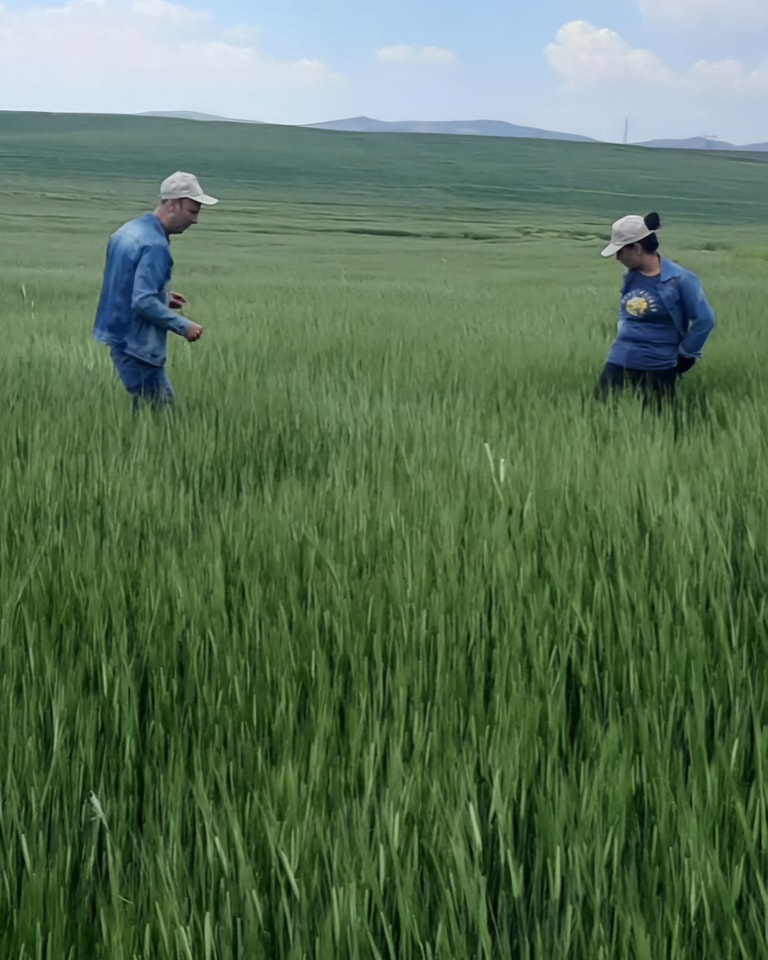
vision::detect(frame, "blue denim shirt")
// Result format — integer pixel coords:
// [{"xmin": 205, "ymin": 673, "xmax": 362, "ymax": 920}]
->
[
  {"xmin": 617, "ymin": 257, "xmax": 716, "ymax": 360},
  {"xmin": 93, "ymin": 213, "xmax": 192, "ymax": 366}
]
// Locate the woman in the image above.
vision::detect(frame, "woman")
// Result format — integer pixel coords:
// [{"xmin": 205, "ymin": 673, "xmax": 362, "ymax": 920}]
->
[{"xmin": 596, "ymin": 212, "xmax": 715, "ymax": 407}]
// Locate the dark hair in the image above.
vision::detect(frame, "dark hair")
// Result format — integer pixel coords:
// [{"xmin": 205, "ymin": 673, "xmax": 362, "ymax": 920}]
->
[{"xmin": 638, "ymin": 211, "xmax": 661, "ymax": 252}]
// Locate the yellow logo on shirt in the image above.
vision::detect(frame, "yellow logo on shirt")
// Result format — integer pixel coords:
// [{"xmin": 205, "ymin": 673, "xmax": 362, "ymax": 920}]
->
[{"xmin": 625, "ymin": 296, "xmax": 650, "ymax": 318}]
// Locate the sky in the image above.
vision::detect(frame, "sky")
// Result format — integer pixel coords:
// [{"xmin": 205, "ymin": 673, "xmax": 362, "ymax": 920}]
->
[{"xmin": 1, "ymin": 0, "xmax": 767, "ymax": 144}]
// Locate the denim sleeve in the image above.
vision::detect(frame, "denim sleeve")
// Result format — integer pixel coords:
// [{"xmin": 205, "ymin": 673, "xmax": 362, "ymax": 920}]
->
[
  {"xmin": 131, "ymin": 246, "xmax": 192, "ymax": 336},
  {"xmin": 678, "ymin": 273, "xmax": 716, "ymax": 359}
]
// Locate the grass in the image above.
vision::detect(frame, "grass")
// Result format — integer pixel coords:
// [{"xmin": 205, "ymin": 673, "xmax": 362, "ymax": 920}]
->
[{"xmin": 1, "ymin": 112, "xmax": 768, "ymax": 958}]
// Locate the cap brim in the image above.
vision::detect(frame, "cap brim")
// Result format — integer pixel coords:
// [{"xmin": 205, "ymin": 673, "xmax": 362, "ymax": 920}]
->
[
  {"xmin": 161, "ymin": 192, "xmax": 219, "ymax": 205},
  {"xmin": 600, "ymin": 242, "xmax": 621, "ymax": 258}
]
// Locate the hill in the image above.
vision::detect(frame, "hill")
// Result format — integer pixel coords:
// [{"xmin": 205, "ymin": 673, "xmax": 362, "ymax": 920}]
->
[
  {"xmin": 139, "ymin": 110, "xmax": 258, "ymax": 123},
  {"xmin": 1, "ymin": 110, "xmax": 767, "ymax": 225},
  {"xmin": 637, "ymin": 136, "xmax": 768, "ymax": 152},
  {"xmin": 134, "ymin": 111, "xmax": 768, "ymax": 152},
  {"xmin": 304, "ymin": 115, "xmax": 595, "ymax": 142}
]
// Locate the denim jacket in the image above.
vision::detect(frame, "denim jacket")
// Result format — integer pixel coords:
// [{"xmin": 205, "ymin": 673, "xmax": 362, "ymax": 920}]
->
[
  {"xmin": 620, "ymin": 257, "xmax": 716, "ymax": 359},
  {"xmin": 93, "ymin": 214, "xmax": 192, "ymax": 366}
]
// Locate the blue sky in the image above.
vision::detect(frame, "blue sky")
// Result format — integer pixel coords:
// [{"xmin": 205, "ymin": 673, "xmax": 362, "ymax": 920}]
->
[{"xmin": 1, "ymin": 0, "xmax": 767, "ymax": 144}]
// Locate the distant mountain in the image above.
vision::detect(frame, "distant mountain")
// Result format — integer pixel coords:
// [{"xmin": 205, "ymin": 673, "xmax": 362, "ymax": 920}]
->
[
  {"xmin": 138, "ymin": 111, "xmax": 259, "ymax": 123},
  {"xmin": 636, "ymin": 136, "xmax": 768, "ymax": 152},
  {"xmin": 304, "ymin": 116, "xmax": 596, "ymax": 142},
  {"xmin": 135, "ymin": 110, "xmax": 768, "ymax": 152}
]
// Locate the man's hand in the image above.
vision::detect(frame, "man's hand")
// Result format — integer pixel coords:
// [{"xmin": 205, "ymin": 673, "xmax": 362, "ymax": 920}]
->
[
  {"xmin": 169, "ymin": 292, "xmax": 188, "ymax": 310},
  {"xmin": 184, "ymin": 322, "xmax": 203, "ymax": 342}
]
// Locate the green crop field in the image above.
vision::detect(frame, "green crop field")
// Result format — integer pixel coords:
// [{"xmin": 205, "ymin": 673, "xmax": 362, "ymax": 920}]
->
[{"xmin": 1, "ymin": 110, "xmax": 768, "ymax": 959}]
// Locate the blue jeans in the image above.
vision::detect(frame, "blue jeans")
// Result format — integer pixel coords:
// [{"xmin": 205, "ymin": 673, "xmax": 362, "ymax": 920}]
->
[{"xmin": 110, "ymin": 348, "xmax": 175, "ymax": 412}]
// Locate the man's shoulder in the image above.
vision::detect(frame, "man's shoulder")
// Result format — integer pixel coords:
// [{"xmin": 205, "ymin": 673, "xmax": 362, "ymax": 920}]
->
[{"xmin": 112, "ymin": 214, "xmax": 166, "ymax": 249}]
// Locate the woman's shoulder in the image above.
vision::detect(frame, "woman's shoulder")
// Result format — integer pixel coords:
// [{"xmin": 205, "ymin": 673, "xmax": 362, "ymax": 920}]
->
[{"xmin": 661, "ymin": 257, "xmax": 698, "ymax": 282}]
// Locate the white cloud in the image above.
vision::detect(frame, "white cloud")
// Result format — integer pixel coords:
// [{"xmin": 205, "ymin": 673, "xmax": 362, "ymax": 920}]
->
[
  {"xmin": 637, "ymin": 0, "xmax": 768, "ymax": 29},
  {"xmin": 546, "ymin": 20, "xmax": 768, "ymax": 95},
  {"xmin": 221, "ymin": 23, "xmax": 262, "ymax": 44},
  {"xmin": 131, "ymin": 0, "xmax": 206, "ymax": 24},
  {"xmin": 0, "ymin": 0, "xmax": 341, "ymax": 117},
  {"xmin": 545, "ymin": 21, "xmax": 675, "ymax": 88},
  {"xmin": 689, "ymin": 58, "xmax": 768, "ymax": 94},
  {"xmin": 376, "ymin": 45, "xmax": 457, "ymax": 66}
]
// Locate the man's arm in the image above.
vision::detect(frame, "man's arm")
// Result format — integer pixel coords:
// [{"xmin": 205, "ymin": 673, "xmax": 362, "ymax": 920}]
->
[{"xmin": 131, "ymin": 247, "xmax": 193, "ymax": 337}]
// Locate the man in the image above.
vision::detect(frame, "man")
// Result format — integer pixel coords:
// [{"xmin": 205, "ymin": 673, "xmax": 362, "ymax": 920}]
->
[{"xmin": 93, "ymin": 171, "xmax": 218, "ymax": 410}]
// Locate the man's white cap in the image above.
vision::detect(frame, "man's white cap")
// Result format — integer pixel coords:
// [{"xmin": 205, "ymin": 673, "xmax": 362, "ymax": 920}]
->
[
  {"xmin": 601, "ymin": 215, "xmax": 652, "ymax": 257},
  {"xmin": 160, "ymin": 171, "xmax": 218, "ymax": 205}
]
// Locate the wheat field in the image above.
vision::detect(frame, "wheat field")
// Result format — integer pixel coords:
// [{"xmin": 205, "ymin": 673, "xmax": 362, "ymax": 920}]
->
[{"xmin": 1, "ymin": 112, "xmax": 768, "ymax": 958}]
